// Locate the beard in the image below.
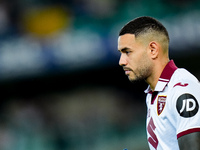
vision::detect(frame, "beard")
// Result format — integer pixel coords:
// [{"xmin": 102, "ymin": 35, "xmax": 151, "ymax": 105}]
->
[{"xmin": 128, "ymin": 65, "xmax": 152, "ymax": 83}]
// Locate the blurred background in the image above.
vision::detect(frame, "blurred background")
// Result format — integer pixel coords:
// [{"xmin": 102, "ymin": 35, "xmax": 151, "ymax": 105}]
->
[{"xmin": 0, "ymin": 0, "xmax": 200, "ymax": 150}]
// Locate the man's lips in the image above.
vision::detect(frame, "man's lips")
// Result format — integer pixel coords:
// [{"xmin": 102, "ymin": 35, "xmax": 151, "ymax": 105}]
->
[
  {"xmin": 125, "ymin": 70, "xmax": 131, "ymax": 75},
  {"xmin": 123, "ymin": 67, "xmax": 132, "ymax": 75}
]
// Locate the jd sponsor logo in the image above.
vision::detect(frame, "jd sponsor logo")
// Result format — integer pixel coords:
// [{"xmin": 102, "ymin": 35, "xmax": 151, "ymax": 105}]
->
[{"xmin": 176, "ymin": 93, "xmax": 199, "ymax": 117}]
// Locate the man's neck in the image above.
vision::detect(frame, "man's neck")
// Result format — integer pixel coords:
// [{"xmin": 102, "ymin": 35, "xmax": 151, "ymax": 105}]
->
[{"xmin": 146, "ymin": 59, "xmax": 170, "ymax": 91}]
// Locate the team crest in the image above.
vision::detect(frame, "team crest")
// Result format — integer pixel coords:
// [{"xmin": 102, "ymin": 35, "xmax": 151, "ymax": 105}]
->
[{"xmin": 157, "ymin": 96, "xmax": 167, "ymax": 115}]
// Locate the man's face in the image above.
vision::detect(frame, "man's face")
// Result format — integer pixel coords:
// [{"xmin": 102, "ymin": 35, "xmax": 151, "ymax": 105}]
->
[{"xmin": 118, "ymin": 34, "xmax": 153, "ymax": 82}]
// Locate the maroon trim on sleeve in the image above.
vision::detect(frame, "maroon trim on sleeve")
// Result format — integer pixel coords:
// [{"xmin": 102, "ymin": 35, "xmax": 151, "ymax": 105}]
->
[{"xmin": 177, "ymin": 128, "xmax": 200, "ymax": 139}]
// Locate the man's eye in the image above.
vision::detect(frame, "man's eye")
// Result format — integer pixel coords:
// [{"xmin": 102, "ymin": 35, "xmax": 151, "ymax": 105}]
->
[{"xmin": 126, "ymin": 51, "xmax": 131, "ymax": 54}]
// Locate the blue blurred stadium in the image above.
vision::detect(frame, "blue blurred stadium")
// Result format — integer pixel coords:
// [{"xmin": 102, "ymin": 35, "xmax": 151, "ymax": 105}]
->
[{"xmin": 0, "ymin": 0, "xmax": 200, "ymax": 149}]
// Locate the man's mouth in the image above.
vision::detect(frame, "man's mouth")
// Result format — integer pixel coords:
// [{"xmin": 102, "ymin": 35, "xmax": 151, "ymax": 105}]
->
[
  {"xmin": 123, "ymin": 67, "xmax": 132, "ymax": 75},
  {"xmin": 125, "ymin": 70, "xmax": 131, "ymax": 75}
]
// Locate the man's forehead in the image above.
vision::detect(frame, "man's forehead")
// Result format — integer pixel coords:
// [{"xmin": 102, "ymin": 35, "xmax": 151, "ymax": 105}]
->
[
  {"xmin": 118, "ymin": 34, "xmax": 136, "ymax": 50},
  {"xmin": 118, "ymin": 33, "xmax": 135, "ymax": 41}
]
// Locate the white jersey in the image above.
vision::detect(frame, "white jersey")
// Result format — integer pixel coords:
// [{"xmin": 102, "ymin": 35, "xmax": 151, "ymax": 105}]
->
[{"xmin": 145, "ymin": 60, "xmax": 200, "ymax": 150}]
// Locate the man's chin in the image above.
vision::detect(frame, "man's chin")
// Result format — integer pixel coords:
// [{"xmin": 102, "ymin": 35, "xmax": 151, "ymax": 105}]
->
[
  {"xmin": 128, "ymin": 77, "xmax": 137, "ymax": 83},
  {"xmin": 128, "ymin": 76, "xmax": 143, "ymax": 83}
]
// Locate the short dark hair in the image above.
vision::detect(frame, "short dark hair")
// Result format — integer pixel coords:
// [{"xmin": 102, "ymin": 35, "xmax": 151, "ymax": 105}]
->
[{"xmin": 119, "ymin": 16, "xmax": 169, "ymax": 42}]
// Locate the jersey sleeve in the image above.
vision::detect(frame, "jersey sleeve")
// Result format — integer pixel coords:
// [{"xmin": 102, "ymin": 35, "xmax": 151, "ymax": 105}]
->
[{"xmin": 170, "ymin": 81, "xmax": 200, "ymax": 139}]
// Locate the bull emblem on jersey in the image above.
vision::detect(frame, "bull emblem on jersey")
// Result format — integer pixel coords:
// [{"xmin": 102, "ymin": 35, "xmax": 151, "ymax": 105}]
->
[{"xmin": 157, "ymin": 96, "xmax": 167, "ymax": 115}]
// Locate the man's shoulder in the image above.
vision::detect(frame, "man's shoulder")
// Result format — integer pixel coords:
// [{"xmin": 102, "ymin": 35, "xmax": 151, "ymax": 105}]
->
[
  {"xmin": 167, "ymin": 68, "xmax": 200, "ymax": 98},
  {"xmin": 170, "ymin": 68, "xmax": 199, "ymax": 87}
]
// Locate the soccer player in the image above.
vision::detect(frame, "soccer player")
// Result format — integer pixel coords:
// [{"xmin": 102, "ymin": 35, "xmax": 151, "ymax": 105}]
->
[{"xmin": 117, "ymin": 16, "xmax": 200, "ymax": 150}]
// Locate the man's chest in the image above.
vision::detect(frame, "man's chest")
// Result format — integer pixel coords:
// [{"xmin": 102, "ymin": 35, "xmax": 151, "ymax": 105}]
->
[{"xmin": 146, "ymin": 92, "xmax": 178, "ymax": 149}]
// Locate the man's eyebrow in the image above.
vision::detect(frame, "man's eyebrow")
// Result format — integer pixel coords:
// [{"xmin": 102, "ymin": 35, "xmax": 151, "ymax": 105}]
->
[{"xmin": 118, "ymin": 47, "xmax": 130, "ymax": 52}]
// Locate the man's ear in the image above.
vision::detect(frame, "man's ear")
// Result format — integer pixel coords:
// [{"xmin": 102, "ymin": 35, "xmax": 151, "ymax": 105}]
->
[{"xmin": 149, "ymin": 41, "xmax": 159, "ymax": 59}]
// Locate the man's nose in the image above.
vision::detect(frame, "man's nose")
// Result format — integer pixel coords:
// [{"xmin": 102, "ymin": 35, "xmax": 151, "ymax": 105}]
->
[{"xmin": 119, "ymin": 54, "xmax": 127, "ymax": 66}]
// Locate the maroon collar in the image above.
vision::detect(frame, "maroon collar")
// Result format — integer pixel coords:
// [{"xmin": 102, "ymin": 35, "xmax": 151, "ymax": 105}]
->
[
  {"xmin": 159, "ymin": 60, "xmax": 178, "ymax": 82},
  {"xmin": 145, "ymin": 60, "xmax": 178, "ymax": 93}
]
